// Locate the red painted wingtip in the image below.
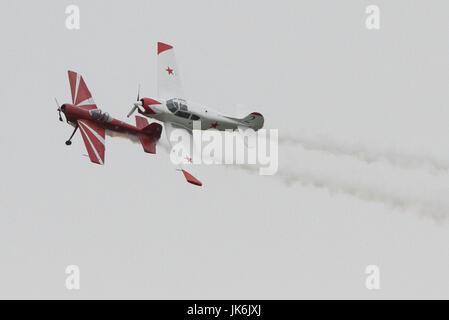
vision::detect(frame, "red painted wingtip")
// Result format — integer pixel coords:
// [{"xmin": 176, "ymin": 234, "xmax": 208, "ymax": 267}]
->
[
  {"xmin": 181, "ymin": 170, "xmax": 202, "ymax": 186},
  {"xmin": 158, "ymin": 42, "xmax": 173, "ymax": 55}
]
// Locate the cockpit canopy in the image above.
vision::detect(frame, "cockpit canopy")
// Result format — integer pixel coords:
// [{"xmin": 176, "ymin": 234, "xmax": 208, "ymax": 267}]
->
[
  {"xmin": 89, "ymin": 109, "xmax": 113, "ymax": 122},
  {"xmin": 166, "ymin": 98, "xmax": 188, "ymax": 112},
  {"xmin": 166, "ymin": 99, "xmax": 200, "ymax": 120}
]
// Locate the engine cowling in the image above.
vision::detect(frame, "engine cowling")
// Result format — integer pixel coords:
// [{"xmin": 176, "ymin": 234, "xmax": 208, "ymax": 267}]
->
[{"xmin": 139, "ymin": 98, "xmax": 161, "ymax": 115}]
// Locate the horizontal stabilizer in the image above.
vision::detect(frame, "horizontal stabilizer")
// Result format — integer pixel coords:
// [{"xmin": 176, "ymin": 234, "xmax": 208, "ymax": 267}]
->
[
  {"xmin": 227, "ymin": 112, "xmax": 264, "ymax": 130},
  {"xmin": 138, "ymin": 135, "xmax": 157, "ymax": 154},
  {"xmin": 135, "ymin": 116, "xmax": 162, "ymax": 153}
]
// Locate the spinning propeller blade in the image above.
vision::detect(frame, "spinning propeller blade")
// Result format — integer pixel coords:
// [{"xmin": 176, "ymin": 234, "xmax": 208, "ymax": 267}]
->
[
  {"xmin": 55, "ymin": 98, "xmax": 63, "ymax": 121},
  {"xmin": 127, "ymin": 85, "xmax": 142, "ymax": 118},
  {"xmin": 127, "ymin": 105, "xmax": 138, "ymax": 118}
]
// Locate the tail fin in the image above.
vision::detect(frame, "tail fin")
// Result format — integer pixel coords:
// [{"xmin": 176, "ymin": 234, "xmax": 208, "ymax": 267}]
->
[
  {"xmin": 67, "ymin": 70, "xmax": 97, "ymax": 109},
  {"xmin": 135, "ymin": 116, "xmax": 162, "ymax": 154},
  {"xmin": 135, "ymin": 116, "xmax": 150, "ymax": 130},
  {"xmin": 233, "ymin": 112, "xmax": 264, "ymax": 130}
]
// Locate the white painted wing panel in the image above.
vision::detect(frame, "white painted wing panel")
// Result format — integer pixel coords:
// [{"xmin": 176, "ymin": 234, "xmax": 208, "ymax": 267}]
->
[{"xmin": 157, "ymin": 42, "xmax": 185, "ymax": 100}]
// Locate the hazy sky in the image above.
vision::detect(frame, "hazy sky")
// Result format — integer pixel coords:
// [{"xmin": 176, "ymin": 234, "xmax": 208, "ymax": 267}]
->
[{"xmin": 1, "ymin": 0, "xmax": 449, "ymax": 298}]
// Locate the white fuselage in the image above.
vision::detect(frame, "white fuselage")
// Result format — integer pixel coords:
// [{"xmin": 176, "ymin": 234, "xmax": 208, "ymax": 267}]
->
[{"xmin": 143, "ymin": 98, "xmax": 243, "ymax": 131}]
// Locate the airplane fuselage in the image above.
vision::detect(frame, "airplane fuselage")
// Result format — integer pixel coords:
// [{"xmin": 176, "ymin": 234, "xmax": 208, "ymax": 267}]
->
[
  {"xmin": 61, "ymin": 103, "xmax": 162, "ymax": 138},
  {"xmin": 136, "ymin": 97, "xmax": 246, "ymax": 131}
]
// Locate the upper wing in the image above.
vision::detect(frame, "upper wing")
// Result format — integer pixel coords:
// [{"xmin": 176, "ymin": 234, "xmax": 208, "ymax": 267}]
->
[
  {"xmin": 78, "ymin": 119, "xmax": 105, "ymax": 165},
  {"xmin": 164, "ymin": 122, "xmax": 202, "ymax": 186},
  {"xmin": 68, "ymin": 70, "xmax": 97, "ymax": 110},
  {"xmin": 157, "ymin": 42, "xmax": 185, "ymax": 100}
]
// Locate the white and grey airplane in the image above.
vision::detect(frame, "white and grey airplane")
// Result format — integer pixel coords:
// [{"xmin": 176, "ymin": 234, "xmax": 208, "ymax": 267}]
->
[{"xmin": 126, "ymin": 42, "xmax": 264, "ymax": 186}]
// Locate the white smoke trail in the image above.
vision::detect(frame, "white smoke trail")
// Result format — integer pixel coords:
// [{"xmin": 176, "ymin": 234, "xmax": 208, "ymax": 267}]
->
[
  {"xmin": 106, "ymin": 130, "xmax": 171, "ymax": 153},
  {"xmin": 106, "ymin": 130, "xmax": 140, "ymax": 144},
  {"xmin": 279, "ymin": 135, "xmax": 449, "ymax": 173},
  {"xmin": 230, "ymin": 163, "xmax": 449, "ymax": 221},
  {"xmin": 276, "ymin": 169, "xmax": 448, "ymax": 221},
  {"xmin": 132, "ymin": 125, "xmax": 449, "ymax": 220}
]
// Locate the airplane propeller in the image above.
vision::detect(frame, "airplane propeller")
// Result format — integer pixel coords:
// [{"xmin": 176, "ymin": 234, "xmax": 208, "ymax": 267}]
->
[
  {"xmin": 127, "ymin": 84, "xmax": 143, "ymax": 118},
  {"xmin": 55, "ymin": 98, "xmax": 63, "ymax": 121}
]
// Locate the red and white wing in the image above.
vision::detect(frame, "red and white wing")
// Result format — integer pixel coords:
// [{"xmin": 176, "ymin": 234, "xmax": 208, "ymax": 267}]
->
[
  {"xmin": 78, "ymin": 119, "xmax": 105, "ymax": 165},
  {"xmin": 68, "ymin": 70, "xmax": 97, "ymax": 110},
  {"xmin": 164, "ymin": 122, "xmax": 202, "ymax": 186},
  {"xmin": 157, "ymin": 42, "xmax": 185, "ymax": 100}
]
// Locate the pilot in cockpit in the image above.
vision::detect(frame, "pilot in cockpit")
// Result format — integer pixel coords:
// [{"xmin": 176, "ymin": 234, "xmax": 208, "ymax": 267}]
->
[{"xmin": 89, "ymin": 109, "xmax": 112, "ymax": 122}]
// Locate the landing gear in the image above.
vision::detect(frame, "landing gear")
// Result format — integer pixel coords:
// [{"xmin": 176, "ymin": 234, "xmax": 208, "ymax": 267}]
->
[{"xmin": 65, "ymin": 125, "xmax": 78, "ymax": 146}]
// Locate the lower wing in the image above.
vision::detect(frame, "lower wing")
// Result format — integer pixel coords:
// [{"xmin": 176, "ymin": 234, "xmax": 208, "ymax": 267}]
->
[
  {"xmin": 164, "ymin": 122, "xmax": 202, "ymax": 186},
  {"xmin": 78, "ymin": 119, "xmax": 105, "ymax": 165}
]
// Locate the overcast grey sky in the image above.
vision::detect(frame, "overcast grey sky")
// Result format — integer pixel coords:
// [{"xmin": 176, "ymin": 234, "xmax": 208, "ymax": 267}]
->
[{"xmin": 1, "ymin": 0, "xmax": 449, "ymax": 299}]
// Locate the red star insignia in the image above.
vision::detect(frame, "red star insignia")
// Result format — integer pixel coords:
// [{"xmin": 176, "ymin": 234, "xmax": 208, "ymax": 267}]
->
[
  {"xmin": 185, "ymin": 156, "xmax": 193, "ymax": 163},
  {"xmin": 210, "ymin": 122, "xmax": 219, "ymax": 128},
  {"xmin": 166, "ymin": 67, "xmax": 174, "ymax": 75}
]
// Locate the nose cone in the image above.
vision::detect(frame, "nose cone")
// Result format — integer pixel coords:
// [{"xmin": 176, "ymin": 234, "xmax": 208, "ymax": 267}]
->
[
  {"xmin": 59, "ymin": 103, "xmax": 78, "ymax": 120},
  {"xmin": 140, "ymin": 98, "xmax": 161, "ymax": 115}
]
